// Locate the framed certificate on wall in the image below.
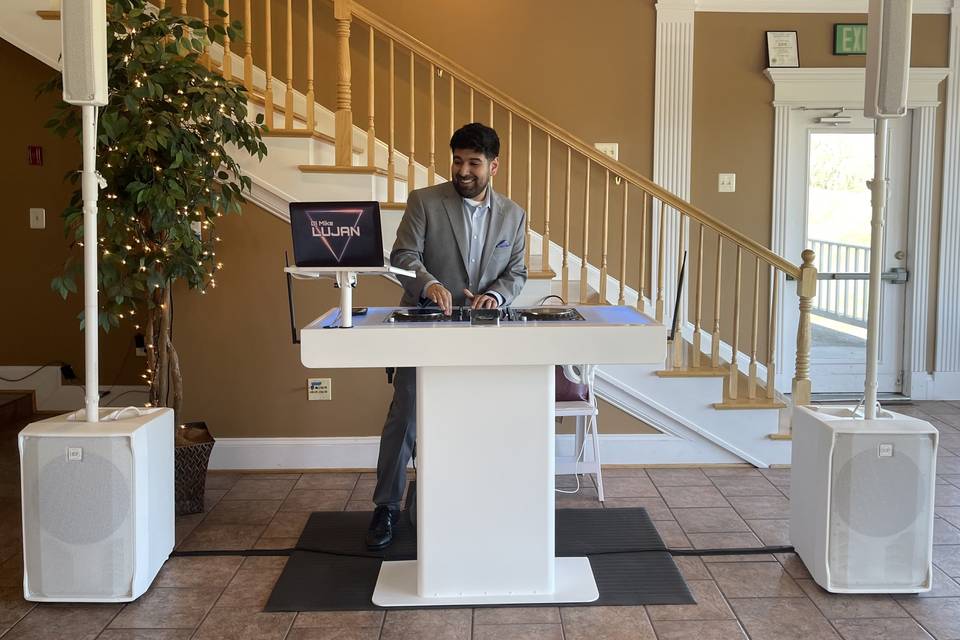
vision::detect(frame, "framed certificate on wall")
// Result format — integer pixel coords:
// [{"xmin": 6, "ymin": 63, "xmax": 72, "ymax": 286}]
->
[{"xmin": 766, "ymin": 31, "xmax": 800, "ymax": 68}]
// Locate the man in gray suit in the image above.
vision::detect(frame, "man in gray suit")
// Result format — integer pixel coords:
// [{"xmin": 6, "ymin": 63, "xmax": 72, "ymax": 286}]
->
[{"xmin": 366, "ymin": 123, "xmax": 528, "ymax": 549}]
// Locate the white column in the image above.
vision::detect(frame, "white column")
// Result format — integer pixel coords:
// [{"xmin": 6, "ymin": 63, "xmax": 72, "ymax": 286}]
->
[
  {"xmin": 905, "ymin": 106, "xmax": 937, "ymax": 396},
  {"xmin": 652, "ymin": 0, "xmax": 696, "ymax": 327},
  {"xmin": 936, "ymin": 2, "xmax": 960, "ymax": 377},
  {"xmin": 770, "ymin": 104, "xmax": 791, "ymax": 390}
]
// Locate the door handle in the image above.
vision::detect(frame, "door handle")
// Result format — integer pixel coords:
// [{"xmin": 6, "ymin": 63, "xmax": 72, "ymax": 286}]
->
[{"xmin": 785, "ymin": 267, "xmax": 908, "ymax": 283}]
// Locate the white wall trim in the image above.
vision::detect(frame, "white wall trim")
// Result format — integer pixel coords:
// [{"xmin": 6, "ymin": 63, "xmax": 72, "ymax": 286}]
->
[
  {"xmin": 653, "ymin": 1, "xmax": 696, "ymax": 329},
  {"xmin": 905, "ymin": 106, "xmax": 938, "ymax": 395},
  {"xmin": 765, "ymin": 68, "xmax": 949, "ymax": 108},
  {"xmin": 936, "ymin": 3, "xmax": 960, "ymax": 374},
  {"xmin": 208, "ymin": 433, "xmax": 745, "ymax": 470},
  {"xmin": 0, "ymin": 366, "xmax": 148, "ymax": 412},
  {"xmin": 694, "ymin": 0, "xmax": 951, "ymax": 13}
]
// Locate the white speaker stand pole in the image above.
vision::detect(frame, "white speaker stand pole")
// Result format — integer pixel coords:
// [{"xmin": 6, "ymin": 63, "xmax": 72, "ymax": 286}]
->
[
  {"xmin": 82, "ymin": 104, "xmax": 100, "ymax": 423},
  {"xmin": 864, "ymin": 118, "xmax": 889, "ymax": 420}
]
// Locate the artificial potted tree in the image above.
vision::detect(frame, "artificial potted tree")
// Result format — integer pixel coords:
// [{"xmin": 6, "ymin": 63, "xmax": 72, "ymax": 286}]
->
[{"xmin": 43, "ymin": 0, "xmax": 267, "ymax": 513}]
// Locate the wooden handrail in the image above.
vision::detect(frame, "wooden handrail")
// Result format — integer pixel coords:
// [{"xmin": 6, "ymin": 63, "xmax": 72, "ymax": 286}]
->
[{"xmin": 342, "ymin": 1, "xmax": 798, "ymax": 279}]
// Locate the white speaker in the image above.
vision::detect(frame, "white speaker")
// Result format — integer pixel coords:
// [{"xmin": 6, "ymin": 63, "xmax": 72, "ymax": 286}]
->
[
  {"xmin": 790, "ymin": 405, "xmax": 937, "ymax": 593},
  {"xmin": 61, "ymin": 0, "xmax": 108, "ymax": 106},
  {"xmin": 864, "ymin": 0, "xmax": 913, "ymax": 118},
  {"xmin": 19, "ymin": 408, "xmax": 174, "ymax": 602}
]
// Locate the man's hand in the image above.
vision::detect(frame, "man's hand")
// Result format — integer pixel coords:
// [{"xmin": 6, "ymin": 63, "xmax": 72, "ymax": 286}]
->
[
  {"xmin": 425, "ymin": 283, "xmax": 453, "ymax": 315},
  {"xmin": 464, "ymin": 289, "xmax": 498, "ymax": 310}
]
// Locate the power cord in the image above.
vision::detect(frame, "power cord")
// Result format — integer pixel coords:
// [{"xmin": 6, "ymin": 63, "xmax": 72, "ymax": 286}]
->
[{"xmin": 0, "ymin": 361, "xmax": 67, "ymax": 382}]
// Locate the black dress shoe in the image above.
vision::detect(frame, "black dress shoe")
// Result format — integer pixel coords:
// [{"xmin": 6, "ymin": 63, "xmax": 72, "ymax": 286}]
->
[{"xmin": 365, "ymin": 505, "xmax": 399, "ymax": 550}]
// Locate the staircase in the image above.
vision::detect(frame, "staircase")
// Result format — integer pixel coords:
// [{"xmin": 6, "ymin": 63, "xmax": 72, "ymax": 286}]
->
[{"xmin": 0, "ymin": 0, "xmax": 821, "ymax": 467}]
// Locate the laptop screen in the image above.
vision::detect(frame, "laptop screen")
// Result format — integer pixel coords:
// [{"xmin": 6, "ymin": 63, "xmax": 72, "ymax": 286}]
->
[{"xmin": 289, "ymin": 201, "xmax": 384, "ymax": 268}]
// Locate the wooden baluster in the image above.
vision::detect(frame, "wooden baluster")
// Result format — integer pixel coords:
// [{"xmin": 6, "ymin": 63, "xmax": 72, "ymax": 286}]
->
[
  {"xmin": 285, "ymin": 0, "xmax": 293, "ymax": 129},
  {"xmin": 562, "ymin": 147, "xmax": 571, "ymax": 303},
  {"xmin": 767, "ymin": 265, "xmax": 779, "ymax": 400},
  {"xmin": 637, "ymin": 191, "xmax": 648, "ymax": 311},
  {"xmin": 367, "ymin": 26, "xmax": 375, "ymax": 168},
  {"xmin": 202, "ymin": 3, "xmax": 210, "ymax": 70},
  {"xmin": 469, "ymin": 87, "xmax": 475, "ymax": 122},
  {"xmin": 506, "ymin": 112, "xmax": 513, "ymax": 200},
  {"xmin": 387, "ymin": 40, "xmax": 395, "ymax": 201},
  {"xmin": 711, "ymin": 235, "xmax": 723, "ymax": 368},
  {"xmin": 408, "ymin": 51, "xmax": 415, "ymax": 191},
  {"xmin": 428, "ymin": 63, "xmax": 435, "ymax": 185},
  {"xmin": 525, "ymin": 122, "xmax": 532, "ymax": 269},
  {"xmin": 243, "ymin": 0, "xmax": 252, "ymax": 89},
  {"xmin": 673, "ymin": 213, "xmax": 686, "ymax": 367},
  {"xmin": 488, "ymin": 98, "xmax": 494, "ymax": 127},
  {"xmin": 222, "ymin": 0, "xmax": 231, "ymax": 80},
  {"xmin": 541, "ymin": 136, "xmax": 551, "ymax": 274},
  {"xmin": 655, "ymin": 203, "xmax": 665, "ymax": 323},
  {"xmin": 599, "ymin": 170, "xmax": 610, "ymax": 302},
  {"xmin": 333, "ymin": 0, "xmax": 352, "ymax": 161},
  {"xmin": 729, "ymin": 246, "xmax": 743, "ymax": 400},
  {"xmin": 180, "ymin": 1, "xmax": 186, "ymax": 14},
  {"xmin": 304, "ymin": 0, "xmax": 314, "ymax": 130},
  {"xmin": 580, "ymin": 161, "xmax": 591, "ymax": 304},
  {"xmin": 264, "ymin": 0, "xmax": 273, "ymax": 125},
  {"xmin": 748, "ymin": 256, "xmax": 761, "ymax": 398},
  {"xmin": 618, "ymin": 182, "xmax": 629, "ymax": 305},
  {"xmin": 693, "ymin": 224, "xmax": 704, "ymax": 367}
]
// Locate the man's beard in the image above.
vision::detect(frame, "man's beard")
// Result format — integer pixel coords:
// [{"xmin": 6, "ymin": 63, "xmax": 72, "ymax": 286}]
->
[{"xmin": 453, "ymin": 174, "xmax": 488, "ymax": 199}]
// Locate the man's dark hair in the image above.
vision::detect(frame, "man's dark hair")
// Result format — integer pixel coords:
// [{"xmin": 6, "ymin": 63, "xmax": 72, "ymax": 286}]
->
[{"xmin": 450, "ymin": 122, "xmax": 500, "ymax": 160}]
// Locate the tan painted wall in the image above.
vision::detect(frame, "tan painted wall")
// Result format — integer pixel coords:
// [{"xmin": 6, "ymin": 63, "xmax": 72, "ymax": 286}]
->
[{"xmin": 0, "ymin": 40, "xmax": 142, "ymax": 388}]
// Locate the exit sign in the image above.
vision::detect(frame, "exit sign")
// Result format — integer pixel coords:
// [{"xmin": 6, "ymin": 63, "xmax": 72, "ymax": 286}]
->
[{"xmin": 834, "ymin": 23, "xmax": 867, "ymax": 55}]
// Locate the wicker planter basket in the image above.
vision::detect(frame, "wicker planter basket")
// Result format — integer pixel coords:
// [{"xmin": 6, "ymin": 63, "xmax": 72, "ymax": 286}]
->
[{"xmin": 174, "ymin": 421, "xmax": 215, "ymax": 516}]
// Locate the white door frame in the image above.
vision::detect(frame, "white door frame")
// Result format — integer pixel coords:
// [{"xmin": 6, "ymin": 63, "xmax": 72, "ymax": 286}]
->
[{"xmin": 766, "ymin": 67, "xmax": 947, "ymax": 398}]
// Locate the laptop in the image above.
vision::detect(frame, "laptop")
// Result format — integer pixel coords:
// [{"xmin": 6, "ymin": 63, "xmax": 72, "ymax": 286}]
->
[{"xmin": 289, "ymin": 201, "xmax": 386, "ymax": 268}]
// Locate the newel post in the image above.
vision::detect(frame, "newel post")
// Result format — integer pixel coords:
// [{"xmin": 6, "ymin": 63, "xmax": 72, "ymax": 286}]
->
[
  {"xmin": 334, "ymin": 0, "xmax": 353, "ymax": 166},
  {"xmin": 771, "ymin": 249, "xmax": 817, "ymax": 440}
]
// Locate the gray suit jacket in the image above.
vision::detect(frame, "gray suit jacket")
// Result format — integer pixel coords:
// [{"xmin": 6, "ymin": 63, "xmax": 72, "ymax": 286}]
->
[{"xmin": 390, "ymin": 181, "xmax": 528, "ymax": 307}]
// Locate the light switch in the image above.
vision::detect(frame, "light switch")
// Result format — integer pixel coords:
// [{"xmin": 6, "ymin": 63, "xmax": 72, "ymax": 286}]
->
[
  {"xmin": 594, "ymin": 142, "xmax": 619, "ymax": 161},
  {"xmin": 718, "ymin": 173, "xmax": 736, "ymax": 193},
  {"xmin": 29, "ymin": 208, "xmax": 45, "ymax": 229}
]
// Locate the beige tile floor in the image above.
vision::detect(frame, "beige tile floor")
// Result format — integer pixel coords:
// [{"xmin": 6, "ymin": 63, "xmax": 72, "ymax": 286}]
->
[{"xmin": 1, "ymin": 399, "xmax": 960, "ymax": 639}]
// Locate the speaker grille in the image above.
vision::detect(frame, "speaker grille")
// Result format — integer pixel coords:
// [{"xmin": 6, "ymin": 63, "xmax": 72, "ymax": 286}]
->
[
  {"xmin": 22, "ymin": 435, "xmax": 134, "ymax": 598},
  {"xmin": 828, "ymin": 432, "xmax": 934, "ymax": 589}
]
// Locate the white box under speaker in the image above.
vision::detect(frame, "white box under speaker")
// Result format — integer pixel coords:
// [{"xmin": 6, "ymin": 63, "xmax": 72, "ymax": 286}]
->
[
  {"xmin": 19, "ymin": 407, "xmax": 174, "ymax": 602},
  {"xmin": 61, "ymin": 0, "xmax": 108, "ymax": 106},
  {"xmin": 790, "ymin": 405, "xmax": 937, "ymax": 593}
]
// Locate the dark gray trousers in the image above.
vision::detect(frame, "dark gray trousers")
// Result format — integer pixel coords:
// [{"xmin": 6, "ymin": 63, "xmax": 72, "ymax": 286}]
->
[{"xmin": 373, "ymin": 367, "xmax": 416, "ymax": 510}]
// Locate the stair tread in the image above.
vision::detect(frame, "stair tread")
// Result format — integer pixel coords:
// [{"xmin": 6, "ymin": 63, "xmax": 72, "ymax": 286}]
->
[
  {"xmin": 262, "ymin": 127, "xmax": 336, "ymax": 144},
  {"xmin": 298, "ymin": 165, "xmax": 402, "ymax": 180},
  {"xmin": 656, "ymin": 341, "xmax": 727, "ymax": 377},
  {"xmin": 712, "ymin": 397, "xmax": 787, "ymax": 410},
  {"xmin": 527, "ymin": 268, "xmax": 556, "ymax": 280}
]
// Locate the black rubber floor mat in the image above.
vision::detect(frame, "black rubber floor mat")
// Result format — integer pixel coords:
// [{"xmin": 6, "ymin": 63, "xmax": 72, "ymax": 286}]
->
[
  {"xmin": 294, "ymin": 507, "xmax": 665, "ymax": 558},
  {"xmin": 266, "ymin": 507, "xmax": 693, "ymax": 611}
]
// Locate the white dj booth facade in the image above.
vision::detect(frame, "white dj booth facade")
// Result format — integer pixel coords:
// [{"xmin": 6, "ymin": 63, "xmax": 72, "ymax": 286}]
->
[{"xmin": 299, "ymin": 303, "xmax": 665, "ymax": 607}]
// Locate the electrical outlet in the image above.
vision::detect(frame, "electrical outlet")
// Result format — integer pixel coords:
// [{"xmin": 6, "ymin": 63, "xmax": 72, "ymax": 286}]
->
[
  {"xmin": 594, "ymin": 142, "xmax": 619, "ymax": 161},
  {"xmin": 308, "ymin": 377, "xmax": 332, "ymax": 400},
  {"xmin": 718, "ymin": 173, "xmax": 736, "ymax": 193},
  {"xmin": 29, "ymin": 208, "xmax": 45, "ymax": 229}
]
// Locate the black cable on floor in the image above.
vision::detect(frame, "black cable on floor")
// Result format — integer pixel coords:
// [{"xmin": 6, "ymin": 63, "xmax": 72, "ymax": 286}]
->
[
  {"xmin": 668, "ymin": 545, "xmax": 794, "ymax": 556},
  {"xmin": 169, "ymin": 545, "xmax": 795, "ymax": 559}
]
